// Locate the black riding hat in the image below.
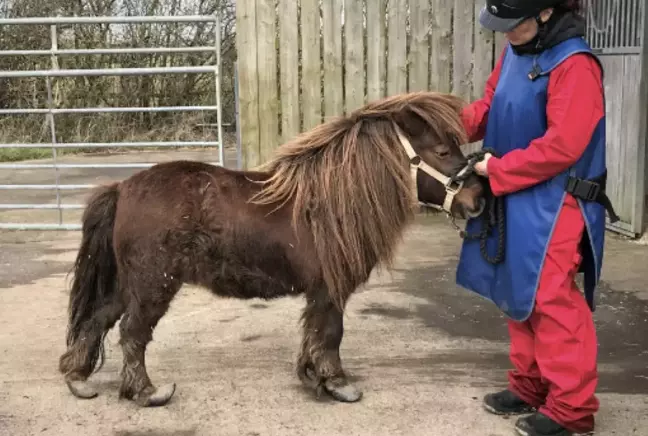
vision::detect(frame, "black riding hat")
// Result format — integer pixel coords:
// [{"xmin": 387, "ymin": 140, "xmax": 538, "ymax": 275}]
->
[{"xmin": 479, "ymin": 0, "xmax": 563, "ymax": 32}]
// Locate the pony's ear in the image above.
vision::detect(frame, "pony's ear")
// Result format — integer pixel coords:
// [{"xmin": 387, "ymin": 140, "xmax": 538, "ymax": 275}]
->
[{"xmin": 393, "ymin": 108, "xmax": 427, "ymax": 138}]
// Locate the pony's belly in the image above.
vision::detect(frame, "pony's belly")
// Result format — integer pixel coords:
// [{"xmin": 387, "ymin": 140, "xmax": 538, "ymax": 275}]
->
[
  {"xmin": 191, "ymin": 237, "xmax": 309, "ymax": 300},
  {"xmin": 199, "ymin": 263, "xmax": 306, "ymax": 299}
]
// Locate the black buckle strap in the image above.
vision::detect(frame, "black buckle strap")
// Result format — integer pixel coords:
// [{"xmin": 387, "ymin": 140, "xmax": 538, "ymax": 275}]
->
[
  {"xmin": 566, "ymin": 177, "xmax": 600, "ymax": 202},
  {"xmin": 565, "ymin": 173, "xmax": 620, "ymax": 223}
]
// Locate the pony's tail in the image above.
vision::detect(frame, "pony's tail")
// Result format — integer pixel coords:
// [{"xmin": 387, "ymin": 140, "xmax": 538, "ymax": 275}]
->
[{"xmin": 59, "ymin": 183, "xmax": 122, "ymax": 383}]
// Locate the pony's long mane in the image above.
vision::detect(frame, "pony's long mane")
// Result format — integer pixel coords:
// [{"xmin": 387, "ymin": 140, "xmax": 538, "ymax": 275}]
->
[{"xmin": 250, "ymin": 91, "xmax": 468, "ymax": 309}]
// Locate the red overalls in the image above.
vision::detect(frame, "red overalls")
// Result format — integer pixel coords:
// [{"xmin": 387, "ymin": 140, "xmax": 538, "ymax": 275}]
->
[{"xmin": 460, "ymin": 50, "xmax": 604, "ymax": 433}]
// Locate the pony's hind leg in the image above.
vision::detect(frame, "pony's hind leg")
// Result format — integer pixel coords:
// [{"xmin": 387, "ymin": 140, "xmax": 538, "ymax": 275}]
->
[
  {"xmin": 118, "ymin": 282, "xmax": 180, "ymax": 407},
  {"xmin": 59, "ymin": 298, "xmax": 124, "ymax": 399},
  {"xmin": 297, "ymin": 290, "xmax": 362, "ymax": 403}
]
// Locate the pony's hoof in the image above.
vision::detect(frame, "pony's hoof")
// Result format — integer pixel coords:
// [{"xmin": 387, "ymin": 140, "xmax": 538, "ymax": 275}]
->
[
  {"xmin": 324, "ymin": 380, "xmax": 363, "ymax": 403},
  {"xmin": 135, "ymin": 383, "xmax": 176, "ymax": 407},
  {"xmin": 66, "ymin": 379, "xmax": 99, "ymax": 399}
]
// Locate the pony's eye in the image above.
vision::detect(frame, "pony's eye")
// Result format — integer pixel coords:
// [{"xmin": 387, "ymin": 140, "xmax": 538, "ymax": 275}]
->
[{"xmin": 435, "ymin": 149, "xmax": 450, "ymax": 159}]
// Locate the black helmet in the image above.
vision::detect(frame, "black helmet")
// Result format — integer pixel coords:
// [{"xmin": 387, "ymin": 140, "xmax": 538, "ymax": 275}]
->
[{"xmin": 479, "ymin": 0, "xmax": 562, "ymax": 32}]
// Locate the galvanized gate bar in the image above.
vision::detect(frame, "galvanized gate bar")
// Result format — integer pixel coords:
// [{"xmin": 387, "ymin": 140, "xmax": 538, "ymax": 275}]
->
[
  {"xmin": 0, "ymin": 47, "xmax": 216, "ymax": 56},
  {"xmin": 0, "ymin": 204, "xmax": 85, "ymax": 210},
  {"xmin": 0, "ymin": 141, "xmax": 220, "ymax": 149},
  {"xmin": 0, "ymin": 16, "xmax": 217, "ymax": 24},
  {"xmin": 0, "ymin": 106, "xmax": 220, "ymax": 115},
  {"xmin": 0, "ymin": 14, "xmax": 224, "ymax": 231},
  {"xmin": 586, "ymin": 0, "xmax": 644, "ymax": 54},
  {"xmin": 0, "ymin": 163, "xmax": 222, "ymax": 169},
  {"xmin": 0, "ymin": 184, "xmax": 96, "ymax": 190},
  {"xmin": 0, "ymin": 66, "xmax": 218, "ymax": 78},
  {"xmin": 0, "ymin": 162, "xmax": 222, "ymax": 169}
]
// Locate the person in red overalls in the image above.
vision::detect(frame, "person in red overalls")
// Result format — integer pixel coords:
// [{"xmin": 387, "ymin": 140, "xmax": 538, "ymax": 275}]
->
[{"xmin": 456, "ymin": 1, "xmax": 618, "ymax": 435}]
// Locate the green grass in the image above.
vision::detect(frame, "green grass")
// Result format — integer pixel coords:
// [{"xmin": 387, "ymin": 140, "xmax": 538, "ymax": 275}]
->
[
  {"xmin": 0, "ymin": 112, "xmax": 218, "ymax": 163},
  {"xmin": 0, "ymin": 147, "xmax": 85, "ymax": 162}
]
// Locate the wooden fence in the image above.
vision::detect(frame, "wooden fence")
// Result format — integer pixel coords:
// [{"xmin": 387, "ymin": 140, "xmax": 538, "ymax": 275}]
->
[{"xmin": 235, "ymin": 0, "xmax": 506, "ymax": 169}]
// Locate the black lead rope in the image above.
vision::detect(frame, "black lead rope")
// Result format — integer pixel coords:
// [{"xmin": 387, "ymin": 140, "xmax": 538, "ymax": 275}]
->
[
  {"xmin": 449, "ymin": 148, "xmax": 620, "ymax": 266},
  {"xmin": 450, "ymin": 148, "xmax": 506, "ymax": 265}
]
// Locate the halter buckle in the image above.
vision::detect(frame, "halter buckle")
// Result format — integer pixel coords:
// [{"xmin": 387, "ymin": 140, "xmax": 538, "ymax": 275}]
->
[
  {"xmin": 444, "ymin": 178, "xmax": 464, "ymax": 194},
  {"xmin": 409, "ymin": 155, "xmax": 422, "ymax": 167}
]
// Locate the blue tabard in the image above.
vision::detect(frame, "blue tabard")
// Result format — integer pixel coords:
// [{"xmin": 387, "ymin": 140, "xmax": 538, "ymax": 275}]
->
[{"xmin": 455, "ymin": 36, "xmax": 608, "ymax": 322}]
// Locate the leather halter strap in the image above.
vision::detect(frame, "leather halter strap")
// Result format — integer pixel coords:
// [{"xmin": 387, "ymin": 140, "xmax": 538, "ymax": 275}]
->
[{"xmin": 393, "ymin": 124, "xmax": 465, "ymax": 213}]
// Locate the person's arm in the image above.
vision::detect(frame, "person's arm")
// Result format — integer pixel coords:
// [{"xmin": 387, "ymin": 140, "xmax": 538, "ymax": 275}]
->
[
  {"xmin": 460, "ymin": 49, "xmax": 505, "ymax": 143},
  {"xmin": 486, "ymin": 53, "xmax": 605, "ymax": 196}
]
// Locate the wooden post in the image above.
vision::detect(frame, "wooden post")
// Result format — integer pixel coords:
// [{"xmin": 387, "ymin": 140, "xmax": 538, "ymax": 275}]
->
[
  {"xmin": 279, "ymin": 0, "xmax": 300, "ymax": 143},
  {"xmin": 235, "ymin": 0, "xmax": 260, "ymax": 169},
  {"xmin": 322, "ymin": 0, "xmax": 344, "ymax": 119},
  {"xmin": 300, "ymin": 0, "xmax": 323, "ymax": 131},
  {"xmin": 366, "ymin": 0, "xmax": 387, "ymax": 102},
  {"xmin": 472, "ymin": 1, "xmax": 494, "ymax": 101},
  {"xmin": 387, "ymin": 0, "xmax": 407, "ymax": 95},
  {"xmin": 409, "ymin": 0, "xmax": 431, "ymax": 91},
  {"xmin": 256, "ymin": 0, "xmax": 279, "ymax": 163},
  {"xmin": 452, "ymin": 0, "xmax": 474, "ymax": 100},
  {"xmin": 344, "ymin": 0, "xmax": 365, "ymax": 112},
  {"xmin": 430, "ymin": 0, "xmax": 452, "ymax": 93}
]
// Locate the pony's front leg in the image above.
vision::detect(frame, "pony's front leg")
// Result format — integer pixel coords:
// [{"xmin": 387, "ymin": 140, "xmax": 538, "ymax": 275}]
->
[{"xmin": 297, "ymin": 290, "xmax": 362, "ymax": 402}]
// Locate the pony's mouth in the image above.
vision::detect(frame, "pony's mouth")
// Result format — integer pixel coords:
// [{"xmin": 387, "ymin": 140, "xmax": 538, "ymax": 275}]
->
[{"xmin": 466, "ymin": 197, "xmax": 486, "ymax": 218}]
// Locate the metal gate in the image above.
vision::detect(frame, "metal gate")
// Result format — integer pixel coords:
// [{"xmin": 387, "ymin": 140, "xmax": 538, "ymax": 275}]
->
[
  {"xmin": 0, "ymin": 15, "xmax": 224, "ymax": 231},
  {"xmin": 586, "ymin": 0, "xmax": 648, "ymax": 237}
]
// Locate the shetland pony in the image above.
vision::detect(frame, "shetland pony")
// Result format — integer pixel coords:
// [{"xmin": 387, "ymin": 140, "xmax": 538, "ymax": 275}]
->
[{"xmin": 58, "ymin": 91, "xmax": 485, "ymax": 407}]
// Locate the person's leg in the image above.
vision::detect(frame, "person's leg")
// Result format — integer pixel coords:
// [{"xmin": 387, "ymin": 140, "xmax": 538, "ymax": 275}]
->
[
  {"xmin": 507, "ymin": 318, "xmax": 549, "ymax": 407},
  {"xmin": 516, "ymin": 197, "xmax": 599, "ymax": 435},
  {"xmin": 484, "ymin": 318, "xmax": 546, "ymax": 416}
]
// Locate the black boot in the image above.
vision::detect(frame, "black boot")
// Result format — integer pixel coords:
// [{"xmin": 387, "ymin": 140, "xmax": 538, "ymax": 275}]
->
[
  {"xmin": 483, "ymin": 389, "xmax": 535, "ymax": 415},
  {"xmin": 514, "ymin": 412, "xmax": 594, "ymax": 436}
]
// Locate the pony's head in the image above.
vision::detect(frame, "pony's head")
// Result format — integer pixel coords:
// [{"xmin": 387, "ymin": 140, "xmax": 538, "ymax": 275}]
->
[{"xmin": 365, "ymin": 91, "xmax": 487, "ymax": 219}]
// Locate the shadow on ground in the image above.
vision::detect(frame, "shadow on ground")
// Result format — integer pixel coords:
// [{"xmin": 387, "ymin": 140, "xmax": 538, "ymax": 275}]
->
[{"xmin": 359, "ymin": 258, "xmax": 648, "ymax": 396}]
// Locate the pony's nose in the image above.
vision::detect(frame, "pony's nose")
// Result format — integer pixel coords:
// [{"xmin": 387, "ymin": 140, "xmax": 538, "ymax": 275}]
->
[{"xmin": 466, "ymin": 197, "xmax": 486, "ymax": 218}]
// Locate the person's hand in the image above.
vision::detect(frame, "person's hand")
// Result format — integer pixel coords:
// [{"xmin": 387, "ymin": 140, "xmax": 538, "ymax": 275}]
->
[{"xmin": 474, "ymin": 153, "xmax": 493, "ymax": 177}]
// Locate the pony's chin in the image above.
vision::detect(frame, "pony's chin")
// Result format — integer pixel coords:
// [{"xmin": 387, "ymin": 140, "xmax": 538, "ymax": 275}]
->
[{"xmin": 466, "ymin": 198, "xmax": 486, "ymax": 219}]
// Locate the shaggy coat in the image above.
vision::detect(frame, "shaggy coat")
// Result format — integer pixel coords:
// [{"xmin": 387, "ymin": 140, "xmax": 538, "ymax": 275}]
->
[{"xmin": 58, "ymin": 91, "xmax": 484, "ymax": 406}]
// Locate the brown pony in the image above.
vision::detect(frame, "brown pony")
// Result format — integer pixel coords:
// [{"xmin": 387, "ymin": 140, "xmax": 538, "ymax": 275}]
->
[{"xmin": 58, "ymin": 91, "xmax": 486, "ymax": 407}]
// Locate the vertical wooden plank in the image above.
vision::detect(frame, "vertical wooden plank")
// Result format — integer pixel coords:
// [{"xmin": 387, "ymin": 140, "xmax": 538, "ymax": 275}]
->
[
  {"xmin": 464, "ymin": 0, "xmax": 496, "ymax": 153},
  {"xmin": 301, "ymin": 0, "xmax": 322, "ymax": 130},
  {"xmin": 620, "ymin": 55, "xmax": 642, "ymax": 228},
  {"xmin": 322, "ymin": 0, "xmax": 344, "ymax": 119},
  {"xmin": 494, "ymin": 32, "xmax": 508, "ymax": 66},
  {"xmin": 452, "ymin": 0, "xmax": 473, "ymax": 100},
  {"xmin": 472, "ymin": 0, "xmax": 494, "ymax": 101},
  {"xmin": 430, "ymin": 0, "xmax": 452, "ymax": 92},
  {"xmin": 366, "ymin": 0, "xmax": 387, "ymax": 101},
  {"xmin": 344, "ymin": 0, "xmax": 365, "ymax": 112},
  {"xmin": 600, "ymin": 56, "xmax": 623, "ymax": 220},
  {"xmin": 603, "ymin": 54, "xmax": 647, "ymax": 236},
  {"xmin": 600, "ymin": 55, "xmax": 648, "ymax": 236},
  {"xmin": 279, "ymin": 0, "xmax": 300, "ymax": 142},
  {"xmin": 387, "ymin": 0, "xmax": 407, "ymax": 95},
  {"xmin": 408, "ymin": 0, "xmax": 431, "ymax": 91},
  {"xmin": 635, "ymin": 1, "xmax": 648, "ymax": 235},
  {"xmin": 235, "ymin": 0, "xmax": 260, "ymax": 169},
  {"xmin": 256, "ymin": 0, "xmax": 279, "ymax": 163}
]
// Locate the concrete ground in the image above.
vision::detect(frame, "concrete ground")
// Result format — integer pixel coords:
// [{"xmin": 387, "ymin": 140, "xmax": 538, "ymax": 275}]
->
[{"xmin": 1, "ymin": 150, "xmax": 647, "ymax": 436}]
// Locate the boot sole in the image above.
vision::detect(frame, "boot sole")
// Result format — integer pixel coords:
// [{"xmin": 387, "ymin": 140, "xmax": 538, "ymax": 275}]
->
[
  {"xmin": 483, "ymin": 401, "xmax": 535, "ymax": 416},
  {"xmin": 515, "ymin": 428, "xmax": 595, "ymax": 436},
  {"xmin": 514, "ymin": 423, "xmax": 595, "ymax": 436}
]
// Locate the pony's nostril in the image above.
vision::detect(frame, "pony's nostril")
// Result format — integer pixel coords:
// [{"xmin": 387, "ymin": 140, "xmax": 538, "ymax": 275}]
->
[{"xmin": 467, "ymin": 197, "xmax": 486, "ymax": 218}]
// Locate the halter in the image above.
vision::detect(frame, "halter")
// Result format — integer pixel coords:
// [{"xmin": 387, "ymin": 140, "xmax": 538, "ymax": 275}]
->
[
  {"xmin": 393, "ymin": 123, "xmax": 506, "ymax": 264},
  {"xmin": 393, "ymin": 124, "xmax": 468, "ymax": 214}
]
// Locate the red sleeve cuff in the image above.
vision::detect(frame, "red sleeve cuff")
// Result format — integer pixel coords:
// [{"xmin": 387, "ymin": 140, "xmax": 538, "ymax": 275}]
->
[{"xmin": 486, "ymin": 156, "xmax": 506, "ymax": 196}]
